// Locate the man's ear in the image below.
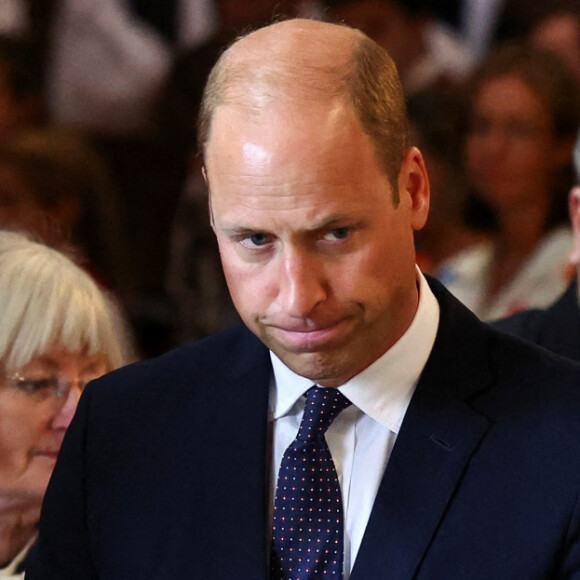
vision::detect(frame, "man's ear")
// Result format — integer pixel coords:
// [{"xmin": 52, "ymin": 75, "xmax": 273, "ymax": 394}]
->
[
  {"xmin": 398, "ymin": 146, "xmax": 430, "ymax": 231},
  {"xmin": 569, "ymin": 186, "xmax": 580, "ymax": 264}
]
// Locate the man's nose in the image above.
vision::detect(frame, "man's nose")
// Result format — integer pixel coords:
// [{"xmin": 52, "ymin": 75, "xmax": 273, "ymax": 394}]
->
[{"xmin": 278, "ymin": 249, "xmax": 328, "ymax": 317}]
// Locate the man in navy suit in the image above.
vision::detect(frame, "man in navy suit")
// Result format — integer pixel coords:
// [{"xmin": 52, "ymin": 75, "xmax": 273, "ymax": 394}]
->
[{"xmin": 27, "ymin": 18, "xmax": 580, "ymax": 579}]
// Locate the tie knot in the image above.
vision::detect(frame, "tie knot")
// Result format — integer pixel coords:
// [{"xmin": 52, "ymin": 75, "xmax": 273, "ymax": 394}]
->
[{"xmin": 297, "ymin": 386, "xmax": 351, "ymax": 443}]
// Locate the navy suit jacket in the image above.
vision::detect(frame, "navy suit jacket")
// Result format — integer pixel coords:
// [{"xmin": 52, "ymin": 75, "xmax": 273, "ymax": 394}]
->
[
  {"xmin": 493, "ymin": 280, "xmax": 580, "ymax": 363},
  {"xmin": 27, "ymin": 279, "xmax": 580, "ymax": 579}
]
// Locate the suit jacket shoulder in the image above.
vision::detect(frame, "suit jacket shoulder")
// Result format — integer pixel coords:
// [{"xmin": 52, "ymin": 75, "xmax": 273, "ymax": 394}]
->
[{"xmin": 492, "ymin": 280, "xmax": 580, "ymax": 362}]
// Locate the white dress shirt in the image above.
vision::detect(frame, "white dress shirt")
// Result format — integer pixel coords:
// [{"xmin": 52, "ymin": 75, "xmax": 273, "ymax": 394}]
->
[{"xmin": 270, "ymin": 269, "xmax": 440, "ymax": 578}]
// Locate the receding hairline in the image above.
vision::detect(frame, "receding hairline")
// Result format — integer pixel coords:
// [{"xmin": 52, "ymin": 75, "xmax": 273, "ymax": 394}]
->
[
  {"xmin": 199, "ymin": 20, "xmax": 366, "ymax": 148},
  {"xmin": 198, "ymin": 18, "xmax": 409, "ymax": 201},
  {"xmin": 222, "ymin": 18, "xmax": 364, "ymax": 73}
]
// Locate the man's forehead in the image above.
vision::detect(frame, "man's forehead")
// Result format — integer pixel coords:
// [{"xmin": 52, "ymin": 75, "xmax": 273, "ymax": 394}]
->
[
  {"xmin": 205, "ymin": 98, "xmax": 362, "ymax": 168},
  {"xmin": 204, "ymin": 102, "xmax": 391, "ymax": 210}
]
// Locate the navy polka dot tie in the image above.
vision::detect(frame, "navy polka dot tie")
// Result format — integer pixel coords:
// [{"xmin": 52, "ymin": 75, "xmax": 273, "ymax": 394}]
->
[{"xmin": 271, "ymin": 386, "xmax": 352, "ymax": 579}]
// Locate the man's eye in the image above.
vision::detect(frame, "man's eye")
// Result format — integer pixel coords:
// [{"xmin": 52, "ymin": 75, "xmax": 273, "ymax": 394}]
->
[
  {"xmin": 14, "ymin": 377, "xmax": 57, "ymax": 394},
  {"xmin": 241, "ymin": 233, "xmax": 271, "ymax": 248},
  {"xmin": 324, "ymin": 227, "xmax": 351, "ymax": 241}
]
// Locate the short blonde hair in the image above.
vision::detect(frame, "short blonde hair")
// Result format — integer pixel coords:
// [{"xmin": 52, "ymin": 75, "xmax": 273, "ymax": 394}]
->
[{"xmin": 0, "ymin": 230, "xmax": 126, "ymax": 373}]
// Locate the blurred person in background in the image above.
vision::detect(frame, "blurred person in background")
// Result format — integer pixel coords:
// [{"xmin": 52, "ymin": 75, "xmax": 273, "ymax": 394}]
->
[
  {"xmin": 0, "ymin": 128, "xmax": 126, "ymax": 290},
  {"xmin": 0, "ymin": 128, "xmax": 138, "ymax": 360},
  {"xmin": 325, "ymin": 0, "xmax": 475, "ymax": 95},
  {"xmin": 46, "ymin": 0, "xmax": 216, "ymax": 136},
  {"xmin": 528, "ymin": 4, "xmax": 580, "ymax": 84},
  {"xmin": 42, "ymin": 0, "xmax": 217, "ymax": 358},
  {"xmin": 407, "ymin": 87, "xmax": 486, "ymax": 274},
  {"xmin": 0, "ymin": 231, "xmax": 128, "ymax": 577},
  {"xmin": 438, "ymin": 43, "xmax": 580, "ymax": 320},
  {"xmin": 430, "ymin": 0, "xmax": 566, "ymax": 60},
  {"xmin": 493, "ymin": 139, "xmax": 580, "ymax": 360},
  {"xmin": 0, "ymin": 36, "xmax": 45, "ymax": 138}
]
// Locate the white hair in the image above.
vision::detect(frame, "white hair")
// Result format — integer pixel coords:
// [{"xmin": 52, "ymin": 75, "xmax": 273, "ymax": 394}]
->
[{"xmin": 0, "ymin": 230, "xmax": 126, "ymax": 373}]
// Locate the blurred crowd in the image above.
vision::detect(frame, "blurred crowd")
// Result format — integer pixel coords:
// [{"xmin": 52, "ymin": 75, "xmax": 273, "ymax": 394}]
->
[{"xmin": 1, "ymin": 0, "xmax": 580, "ymax": 359}]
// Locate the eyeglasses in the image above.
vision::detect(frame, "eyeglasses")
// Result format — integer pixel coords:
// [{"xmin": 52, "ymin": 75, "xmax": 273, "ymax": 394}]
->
[{"xmin": 2, "ymin": 373, "xmax": 98, "ymax": 402}]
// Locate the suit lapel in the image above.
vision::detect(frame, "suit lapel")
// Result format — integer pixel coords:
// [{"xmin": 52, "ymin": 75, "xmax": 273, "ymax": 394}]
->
[
  {"xmin": 351, "ymin": 278, "xmax": 494, "ymax": 580},
  {"xmin": 350, "ymin": 384, "xmax": 490, "ymax": 579}
]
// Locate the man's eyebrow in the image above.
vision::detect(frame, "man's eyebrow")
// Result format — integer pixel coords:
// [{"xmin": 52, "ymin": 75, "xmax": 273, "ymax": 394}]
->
[
  {"xmin": 309, "ymin": 215, "xmax": 349, "ymax": 228},
  {"xmin": 306, "ymin": 214, "xmax": 363, "ymax": 232},
  {"xmin": 218, "ymin": 224, "xmax": 262, "ymax": 236},
  {"xmin": 218, "ymin": 214, "xmax": 360, "ymax": 235}
]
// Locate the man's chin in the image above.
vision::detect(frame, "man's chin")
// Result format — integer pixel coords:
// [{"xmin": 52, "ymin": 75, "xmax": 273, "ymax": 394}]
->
[{"xmin": 267, "ymin": 345, "xmax": 348, "ymax": 386}]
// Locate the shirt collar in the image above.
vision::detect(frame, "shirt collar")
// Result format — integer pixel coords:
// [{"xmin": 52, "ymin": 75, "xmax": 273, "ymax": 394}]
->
[{"xmin": 270, "ymin": 269, "xmax": 440, "ymax": 434}]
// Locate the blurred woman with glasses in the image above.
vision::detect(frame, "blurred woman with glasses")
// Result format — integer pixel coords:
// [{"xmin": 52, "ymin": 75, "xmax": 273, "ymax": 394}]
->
[
  {"xmin": 0, "ymin": 230, "xmax": 128, "ymax": 578},
  {"xmin": 438, "ymin": 43, "xmax": 580, "ymax": 320}
]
